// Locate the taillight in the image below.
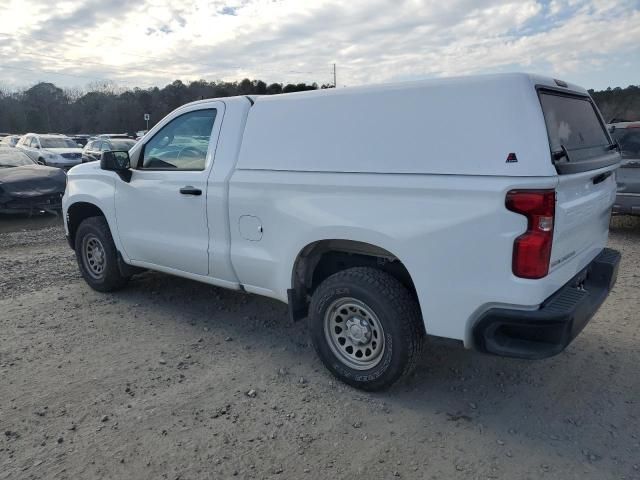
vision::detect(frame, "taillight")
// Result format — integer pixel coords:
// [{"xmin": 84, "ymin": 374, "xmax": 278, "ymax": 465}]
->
[{"xmin": 506, "ymin": 190, "xmax": 556, "ymax": 279}]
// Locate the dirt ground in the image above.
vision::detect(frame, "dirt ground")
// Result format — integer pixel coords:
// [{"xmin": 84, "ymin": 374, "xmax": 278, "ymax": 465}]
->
[{"xmin": 0, "ymin": 213, "xmax": 639, "ymax": 480}]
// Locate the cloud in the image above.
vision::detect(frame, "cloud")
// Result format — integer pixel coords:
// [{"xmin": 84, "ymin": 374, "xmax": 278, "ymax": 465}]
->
[
  {"xmin": 0, "ymin": 0, "xmax": 638, "ymax": 91},
  {"xmin": 219, "ymin": 6, "xmax": 239, "ymax": 16}
]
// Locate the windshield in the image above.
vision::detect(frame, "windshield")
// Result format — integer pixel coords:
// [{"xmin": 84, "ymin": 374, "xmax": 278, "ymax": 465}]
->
[
  {"xmin": 611, "ymin": 128, "xmax": 640, "ymax": 158},
  {"xmin": 0, "ymin": 149, "xmax": 35, "ymax": 167},
  {"xmin": 110, "ymin": 139, "xmax": 136, "ymax": 150},
  {"xmin": 40, "ymin": 137, "xmax": 79, "ymax": 149},
  {"xmin": 1, "ymin": 136, "xmax": 19, "ymax": 147}
]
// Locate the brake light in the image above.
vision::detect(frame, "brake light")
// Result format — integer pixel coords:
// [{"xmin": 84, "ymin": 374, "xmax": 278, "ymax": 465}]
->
[{"xmin": 506, "ymin": 190, "xmax": 556, "ymax": 279}]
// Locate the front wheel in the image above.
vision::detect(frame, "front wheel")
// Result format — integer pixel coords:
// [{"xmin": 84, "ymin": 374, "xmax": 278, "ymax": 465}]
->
[
  {"xmin": 309, "ymin": 267, "xmax": 424, "ymax": 391},
  {"xmin": 74, "ymin": 216, "xmax": 129, "ymax": 292}
]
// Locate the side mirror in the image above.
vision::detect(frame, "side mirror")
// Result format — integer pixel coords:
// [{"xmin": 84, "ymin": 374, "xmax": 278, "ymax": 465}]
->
[
  {"xmin": 35, "ymin": 145, "xmax": 40, "ymax": 149},
  {"xmin": 36, "ymin": 159, "xmax": 45, "ymax": 165},
  {"xmin": 101, "ymin": 150, "xmax": 132, "ymax": 182}
]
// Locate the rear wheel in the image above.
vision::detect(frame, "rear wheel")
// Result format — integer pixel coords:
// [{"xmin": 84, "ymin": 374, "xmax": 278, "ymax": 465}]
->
[
  {"xmin": 309, "ymin": 267, "xmax": 424, "ymax": 391},
  {"xmin": 74, "ymin": 216, "xmax": 129, "ymax": 292}
]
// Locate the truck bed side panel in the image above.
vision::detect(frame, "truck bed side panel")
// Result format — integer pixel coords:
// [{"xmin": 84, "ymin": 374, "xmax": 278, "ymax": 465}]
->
[{"xmin": 227, "ymin": 170, "xmax": 595, "ymax": 342}]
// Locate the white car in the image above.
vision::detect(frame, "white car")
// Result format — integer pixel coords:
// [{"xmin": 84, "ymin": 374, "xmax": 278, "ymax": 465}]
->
[
  {"xmin": 16, "ymin": 134, "xmax": 83, "ymax": 170},
  {"xmin": 63, "ymin": 73, "xmax": 621, "ymax": 391}
]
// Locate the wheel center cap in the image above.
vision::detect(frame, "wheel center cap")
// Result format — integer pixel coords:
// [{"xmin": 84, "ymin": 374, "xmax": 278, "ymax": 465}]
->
[
  {"xmin": 93, "ymin": 248, "xmax": 103, "ymax": 264},
  {"xmin": 346, "ymin": 317, "xmax": 371, "ymax": 345}
]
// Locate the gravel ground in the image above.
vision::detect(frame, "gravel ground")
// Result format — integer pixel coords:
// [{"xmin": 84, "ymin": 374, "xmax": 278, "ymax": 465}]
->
[{"xmin": 0, "ymin": 214, "xmax": 639, "ymax": 480}]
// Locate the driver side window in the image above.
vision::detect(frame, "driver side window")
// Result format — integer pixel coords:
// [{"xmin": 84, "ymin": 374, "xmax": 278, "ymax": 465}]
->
[{"xmin": 140, "ymin": 109, "xmax": 217, "ymax": 171}]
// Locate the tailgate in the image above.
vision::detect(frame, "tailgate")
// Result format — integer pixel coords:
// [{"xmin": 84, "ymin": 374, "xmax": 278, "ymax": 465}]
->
[
  {"xmin": 552, "ymin": 166, "xmax": 617, "ymax": 272},
  {"xmin": 537, "ymin": 87, "xmax": 620, "ymax": 273}
]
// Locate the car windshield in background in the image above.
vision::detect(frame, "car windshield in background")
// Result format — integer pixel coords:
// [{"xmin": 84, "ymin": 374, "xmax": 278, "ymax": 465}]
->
[
  {"xmin": 40, "ymin": 138, "xmax": 79, "ymax": 149},
  {"xmin": 0, "ymin": 149, "xmax": 35, "ymax": 167},
  {"xmin": 1, "ymin": 136, "xmax": 19, "ymax": 147},
  {"xmin": 611, "ymin": 128, "xmax": 640, "ymax": 158},
  {"xmin": 110, "ymin": 139, "xmax": 136, "ymax": 150}
]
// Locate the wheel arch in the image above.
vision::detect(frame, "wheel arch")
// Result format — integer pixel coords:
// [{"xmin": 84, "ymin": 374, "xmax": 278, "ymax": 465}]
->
[
  {"xmin": 66, "ymin": 201, "xmax": 108, "ymax": 250},
  {"xmin": 288, "ymin": 238, "xmax": 422, "ymax": 325}
]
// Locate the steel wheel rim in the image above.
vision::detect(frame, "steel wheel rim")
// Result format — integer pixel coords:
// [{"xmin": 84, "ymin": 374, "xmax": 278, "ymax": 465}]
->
[
  {"xmin": 82, "ymin": 234, "xmax": 106, "ymax": 279},
  {"xmin": 324, "ymin": 297, "xmax": 385, "ymax": 370}
]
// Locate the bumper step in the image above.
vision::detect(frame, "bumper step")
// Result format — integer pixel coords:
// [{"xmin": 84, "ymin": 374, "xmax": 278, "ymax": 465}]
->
[{"xmin": 473, "ymin": 248, "xmax": 621, "ymax": 359}]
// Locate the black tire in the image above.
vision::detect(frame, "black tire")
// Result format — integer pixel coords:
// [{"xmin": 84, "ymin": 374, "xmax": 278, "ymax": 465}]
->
[
  {"xmin": 309, "ymin": 267, "xmax": 424, "ymax": 391},
  {"xmin": 74, "ymin": 216, "xmax": 129, "ymax": 292}
]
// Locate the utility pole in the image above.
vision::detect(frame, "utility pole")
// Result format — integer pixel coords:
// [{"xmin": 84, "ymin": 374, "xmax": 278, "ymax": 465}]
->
[{"xmin": 333, "ymin": 63, "xmax": 337, "ymax": 88}]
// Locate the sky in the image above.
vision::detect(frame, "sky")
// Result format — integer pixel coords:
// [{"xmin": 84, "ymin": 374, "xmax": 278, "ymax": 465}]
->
[{"xmin": 0, "ymin": 0, "xmax": 639, "ymax": 92}]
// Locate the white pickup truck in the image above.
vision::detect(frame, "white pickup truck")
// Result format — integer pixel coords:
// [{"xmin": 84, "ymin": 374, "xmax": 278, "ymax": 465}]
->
[{"xmin": 63, "ymin": 73, "xmax": 621, "ymax": 391}]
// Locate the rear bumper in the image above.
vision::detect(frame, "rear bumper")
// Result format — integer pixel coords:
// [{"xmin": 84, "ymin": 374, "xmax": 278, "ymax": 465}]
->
[
  {"xmin": 473, "ymin": 248, "xmax": 620, "ymax": 359},
  {"xmin": 613, "ymin": 193, "xmax": 640, "ymax": 216}
]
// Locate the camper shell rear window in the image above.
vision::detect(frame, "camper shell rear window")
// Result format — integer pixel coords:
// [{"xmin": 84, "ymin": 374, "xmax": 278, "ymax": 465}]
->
[{"xmin": 538, "ymin": 89, "xmax": 618, "ymax": 174}]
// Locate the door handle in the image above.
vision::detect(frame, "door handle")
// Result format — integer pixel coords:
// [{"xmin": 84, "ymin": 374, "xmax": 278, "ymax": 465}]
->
[
  {"xmin": 592, "ymin": 171, "xmax": 612, "ymax": 185},
  {"xmin": 180, "ymin": 186, "xmax": 202, "ymax": 196}
]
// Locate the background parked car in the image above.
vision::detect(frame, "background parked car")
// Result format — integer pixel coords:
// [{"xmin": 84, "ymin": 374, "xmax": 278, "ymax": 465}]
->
[
  {"xmin": 70, "ymin": 135, "xmax": 91, "ymax": 147},
  {"xmin": 16, "ymin": 134, "xmax": 83, "ymax": 170},
  {"xmin": 0, "ymin": 135, "xmax": 21, "ymax": 147},
  {"xmin": 610, "ymin": 121, "xmax": 640, "ymax": 215},
  {"xmin": 0, "ymin": 147, "xmax": 66, "ymax": 214},
  {"xmin": 82, "ymin": 137, "xmax": 137, "ymax": 163},
  {"xmin": 97, "ymin": 133, "xmax": 135, "ymax": 140}
]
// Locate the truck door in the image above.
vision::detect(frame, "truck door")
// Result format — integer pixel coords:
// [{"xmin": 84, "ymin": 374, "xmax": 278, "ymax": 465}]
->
[{"xmin": 114, "ymin": 101, "xmax": 225, "ymax": 276}]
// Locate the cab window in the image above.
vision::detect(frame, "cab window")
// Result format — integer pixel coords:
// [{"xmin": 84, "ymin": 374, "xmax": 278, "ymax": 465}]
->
[{"xmin": 140, "ymin": 109, "xmax": 217, "ymax": 171}]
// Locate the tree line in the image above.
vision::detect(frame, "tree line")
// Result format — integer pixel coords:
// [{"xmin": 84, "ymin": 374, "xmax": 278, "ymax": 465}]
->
[
  {"xmin": 588, "ymin": 85, "xmax": 640, "ymax": 123},
  {"xmin": 0, "ymin": 79, "xmax": 330, "ymax": 135},
  {"xmin": 0, "ymin": 78, "xmax": 638, "ymax": 135}
]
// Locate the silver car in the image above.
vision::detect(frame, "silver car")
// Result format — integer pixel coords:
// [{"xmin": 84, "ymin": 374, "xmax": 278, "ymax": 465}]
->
[
  {"xmin": 16, "ymin": 134, "xmax": 83, "ymax": 170},
  {"xmin": 610, "ymin": 122, "xmax": 640, "ymax": 216}
]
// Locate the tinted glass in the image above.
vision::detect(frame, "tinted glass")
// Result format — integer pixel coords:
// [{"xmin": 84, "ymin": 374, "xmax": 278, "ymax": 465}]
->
[
  {"xmin": 539, "ymin": 93, "xmax": 609, "ymax": 153},
  {"xmin": 141, "ymin": 109, "xmax": 216, "ymax": 170},
  {"xmin": 612, "ymin": 128, "xmax": 640, "ymax": 158},
  {"xmin": 40, "ymin": 137, "xmax": 79, "ymax": 148},
  {"xmin": 0, "ymin": 149, "xmax": 35, "ymax": 167}
]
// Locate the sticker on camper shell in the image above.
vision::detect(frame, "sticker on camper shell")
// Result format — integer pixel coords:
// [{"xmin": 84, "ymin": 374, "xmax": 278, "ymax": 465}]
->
[{"xmin": 506, "ymin": 153, "xmax": 518, "ymax": 163}]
